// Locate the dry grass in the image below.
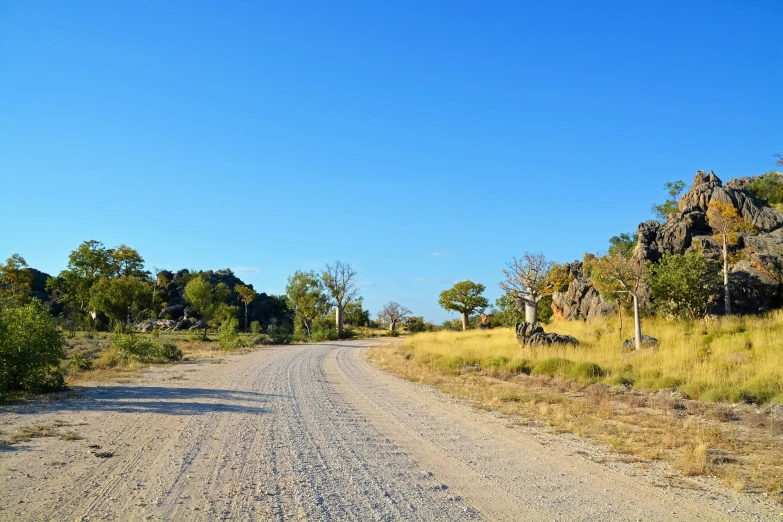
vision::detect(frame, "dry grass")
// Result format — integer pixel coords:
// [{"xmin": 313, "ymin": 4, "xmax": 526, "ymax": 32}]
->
[
  {"xmin": 4, "ymin": 420, "xmax": 82, "ymax": 444},
  {"xmin": 368, "ymin": 323, "xmax": 783, "ymax": 502},
  {"xmin": 402, "ymin": 312, "xmax": 783, "ymax": 404}
]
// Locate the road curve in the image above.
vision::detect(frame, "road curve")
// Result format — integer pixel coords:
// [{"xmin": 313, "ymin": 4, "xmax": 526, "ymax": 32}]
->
[{"xmin": 0, "ymin": 339, "xmax": 777, "ymax": 521}]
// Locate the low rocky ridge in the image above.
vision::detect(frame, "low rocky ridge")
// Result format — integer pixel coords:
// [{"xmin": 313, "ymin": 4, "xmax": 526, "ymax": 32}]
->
[
  {"xmin": 515, "ymin": 321, "xmax": 579, "ymax": 347},
  {"xmin": 555, "ymin": 170, "xmax": 783, "ymax": 318}
]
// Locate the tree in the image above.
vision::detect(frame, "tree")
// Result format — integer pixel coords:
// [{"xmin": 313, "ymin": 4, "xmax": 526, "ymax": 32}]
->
[
  {"xmin": 235, "ymin": 284, "xmax": 257, "ymax": 331},
  {"xmin": 344, "ymin": 297, "xmax": 371, "ymax": 327},
  {"xmin": 646, "ymin": 252, "xmax": 721, "ymax": 320},
  {"xmin": 775, "ymin": 153, "xmax": 783, "ymax": 168},
  {"xmin": 89, "ymin": 276, "xmax": 153, "ymax": 332},
  {"xmin": 321, "ymin": 261, "xmax": 359, "ymax": 337},
  {"xmin": 608, "ymin": 233, "xmax": 638, "ymax": 257},
  {"xmin": 0, "ymin": 254, "xmax": 33, "ymax": 302},
  {"xmin": 107, "ymin": 244, "xmax": 148, "ymax": 279},
  {"xmin": 379, "ymin": 302, "xmax": 411, "ymax": 331},
  {"xmin": 438, "ymin": 280, "xmax": 488, "ymax": 331},
  {"xmin": 285, "ymin": 270, "xmax": 331, "ymax": 338},
  {"xmin": 706, "ymin": 201, "xmax": 753, "ymax": 315},
  {"xmin": 589, "ymin": 250, "xmax": 645, "ymax": 349},
  {"xmin": 0, "ymin": 299, "xmax": 65, "ymax": 397},
  {"xmin": 184, "ymin": 275, "xmax": 232, "ymax": 339},
  {"xmin": 500, "ymin": 253, "xmax": 568, "ymax": 324},
  {"xmin": 53, "ymin": 240, "xmax": 113, "ymax": 314},
  {"xmin": 651, "ymin": 180, "xmax": 686, "ymax": 221}
]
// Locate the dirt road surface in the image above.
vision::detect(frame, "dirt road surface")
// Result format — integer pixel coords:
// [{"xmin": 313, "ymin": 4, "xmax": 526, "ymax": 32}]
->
[{"xmin": 1, "ymin": 339, "xmax": 779, "ymax": 521}]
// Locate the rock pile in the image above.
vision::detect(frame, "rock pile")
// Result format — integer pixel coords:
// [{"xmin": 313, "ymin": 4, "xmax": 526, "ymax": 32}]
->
[
  {"xmin": 552, "ymin": 259, "xmax": 615, "ymax": 320},
  {"xmin": 515, "ymin": 322, "xmax": 579, "ymax": 347}
]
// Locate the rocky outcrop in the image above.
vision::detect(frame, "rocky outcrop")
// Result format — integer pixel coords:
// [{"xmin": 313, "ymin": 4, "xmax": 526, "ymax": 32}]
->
[
  {"xmin": 515, "ymin": 322, "xmax": 579, "ymax": 347},
  {"xmin": 552, "ymin": 259, "xmax": 615, "ymax": 320},
  {"xmin": 635, "ymin": 170, "xmax": 783, "ymax": 314},
  {"xmin": 135, "ymin": 319, "xmax": 177, "ymax": 332}
]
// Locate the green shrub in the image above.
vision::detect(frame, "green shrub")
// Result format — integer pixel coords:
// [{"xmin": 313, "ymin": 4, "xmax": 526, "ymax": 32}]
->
[
  {"xmin": 746, "ymin": 172, "xmax": 783, "ymax": 206},
  {"xmin": 250, "ymin": 320, "xmax": 262, "ymax": 334},
  {"xmin": 385, "ymin": 329, "xmax": 401, "ymax": 337},
  {"xmin": 268, "ymin": 323, "xmax": 292, "ymax": 344},
  {"xmin": 531, "ymin": 357, "xmax": 574, "ymax": 377},
  {"xmin": 218, "ymin": 317, "xmax": 243, "ymax": 350},
  {"xmin": 112, "ymin": 333, "xmax": 182, "ymax": 363},
  {"xmin": 0, "ymin": 300, "xmax": 66, "ymax": 397},
  {"xmin": 567, "ymin": 361, "xmax": 605, "ymax": 381},
  {"xmin": 311, "ymin": 316, "xmax": 338, "ymax": 342},
  {"xmin": 68, "ymin": 352, "xmax": 93, "ymax": 371}
]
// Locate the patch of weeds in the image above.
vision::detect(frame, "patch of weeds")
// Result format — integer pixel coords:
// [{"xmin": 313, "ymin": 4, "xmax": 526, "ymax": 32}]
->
[
  {"xmin": 59, "ymin": 430, "xmax": 81, "ymax": 441},
  {"xmin": 567, "ymin": 362, "xmax": 604, "ymax": 381},
  {"xmin": 12, "ymin": 423, "xmax": 60, "ymax": 442},
  {"xmin": 531, "ymin": 358, "xmax": 574, "ymax": 377}
]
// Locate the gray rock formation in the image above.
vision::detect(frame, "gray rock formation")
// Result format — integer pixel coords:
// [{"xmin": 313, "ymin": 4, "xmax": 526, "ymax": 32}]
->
[
  {"xmin": 135, "ymin": 319, "xmax": 178, "ymax": 332},
  {"xmin": 515, "ymin": 322, "xmax": 579, "ymax": 347},
  {"xmin": 622, "ymin": 335, "xmax": 658, "ymax": 351},
  {"xmin": 635, "ymin": 170, "xmax": 783, "ymax": 314},
  {"xmin": 552, "ymin": 259, "xmax": 615, "ymax": 320}
]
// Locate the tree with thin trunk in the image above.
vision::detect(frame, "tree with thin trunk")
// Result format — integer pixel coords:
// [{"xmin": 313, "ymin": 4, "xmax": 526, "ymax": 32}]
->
[
  {"xmin": 184, "ymin": 275, "xmax": 231, "ymax": 339},
  {"xmin": 0, "ymin": 254, "xmax": 33, "ymax": 302},
  {"xmin": 706, "ymin": 201, "xmax": 753, "ymax": 316},
  {"xmin": 438, "ymin": 280, "xmax": 488, "ymax": 331},
  {"xmin": 235, "ymin": 284, "xmax": 257, "ymax": 331},
  {"xmin": 285, "ymin": 270, "xmax": 330, "ymax": 338},
  {"xmin": 321, "ymin": 261, "xmax": 359, "ymax": 337},
  {"xmin": 379, "ymin": 302, "xmax": 411, "ymax": 332},
  {"xmin": 499, "ymin": 253, "xmax": 569, "ymax": 323},
  {"xmin": 589, "ymin": 250, "xmax": 645, "ymax": 350}
]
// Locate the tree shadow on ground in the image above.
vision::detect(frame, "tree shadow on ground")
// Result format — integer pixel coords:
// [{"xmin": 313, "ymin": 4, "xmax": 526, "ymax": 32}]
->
[{"xmin": 14, "ymin": 386, "xmax": 276, "ymax": 417}]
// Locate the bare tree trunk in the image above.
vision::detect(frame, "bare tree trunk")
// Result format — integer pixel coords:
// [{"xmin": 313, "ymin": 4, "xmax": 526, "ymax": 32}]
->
[
  {"xmin": 390, "ymin": 319, "xmax": 396, "ymax": 332},
  {"xmin": 244, "ymin": 303, "xmax": 249, "ymax": 332},
  {"xmin": 723, "ymin": 240, "xmax": 731, "ymax": 315},
  {"xmin": 461, "ymin": 312, "xmax": 468, "ymax": 331},
  {"xmin": 524, "ymin": 300, "xmax": 537, "ymax": 323},
  {"xmin": 303, "ymin": 318, "xmax": 312, "ymax": 337},
  {"xmin": 632, "ymin": 292, "xmax": 642, "ymax": 350},
  {"xmin": 618, "ymin": 302, "xmax": 623, "ymax": 340},
  {"xmin": 335, "ymin": 307, "xmax": 344, "ymax": 336}
]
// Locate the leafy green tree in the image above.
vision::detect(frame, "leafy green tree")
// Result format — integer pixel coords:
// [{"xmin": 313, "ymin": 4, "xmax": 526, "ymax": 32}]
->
[
  {"xmin": 234, "ymin": 284, "xmax": 257, "ymax": 331},
  {"xmin": 89, "ymin": 276, "xmax": 152, "ymax": 332},
  {"xmin": 0, "ymin": 254, "xmax": 33, "ymax": 303},
  {"xmin": 184, "ymin": 275, "xmax": 232, "ymax": 339},
  {"xmin": 438, "ymin": 280, "xmax": 488, "ymax": 331},
  {"xmin": 651, "ymin": 180, "xmax": 686, "ymax": 221},
  {"xmin": 0, "ymin": 299, "xmax": 65, "ymax": 397},
  {"xmin": 491, "ymin": 294, "xmax": 524, "ymax": 327},
  {"xmin": 47, "ymin": 240, "xmax": 112, "ymax": 315},
  {"xmin": 608, "ymin": 233, "xmax": 638, "ymax": 257},
  {"xmin": 107, "ymin": 244, "xmax": 148, "ymax": 279},
  {"xmin": 406, "ymin": 316, "xmax": 427, "ymax": 333},
  {"xmin": 344, "ymin": 297, "xmax": 371, "ymax": 327},
  {"xmin": 500, "ymin": 253, "xmax": 569, "ymax": 324},
  {"xmin": 218, "ymin": 317, "xmax": 242, "ymax": 349},
  {"xmin": 285, "ymin": 270, "xmax": 331, "ymax": 337},
  {"xmin": 746, "ymin": 171, "xmax": 783, "ymax": 208},
  {"xmin": 646, "ymin": 252, "xmax": 721, "ymax": 319},
  {"xmin": 321, "ymin": 261, "xmax": 359, "ymax": 337},
  {"xmin": 707, "ymin": 201, "xmax": 754, "ymax": 315}
]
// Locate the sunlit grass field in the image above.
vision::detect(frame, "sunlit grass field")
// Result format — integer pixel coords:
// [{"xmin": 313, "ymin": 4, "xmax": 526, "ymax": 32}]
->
[{"xmin": 402, "ymin": 313, "xmax": 783, "ymax": 404}]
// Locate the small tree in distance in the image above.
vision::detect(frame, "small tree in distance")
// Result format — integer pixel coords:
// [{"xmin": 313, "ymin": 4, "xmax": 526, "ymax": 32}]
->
[
  {"xmin": 706, "ymin": 201, "xmax": 753, "ymax": 315},
  {"xmin": 235, "ymin": 284, "xmax": 257, "ymax": 332},
  {"xmin": 379, "ymin": 302, "xmax": 411, "ymax": 332},
  {"xmin": 285, "ymin": 270, "xmax": 331, "ymax": 338},
  {"xmin": 646, "ymin": 252, "xmax": 721, "ymax": 320},
  {"xmin": 500, "ymin": 252, "xmax": 568, "ymax": 324},
  {"xmin": 651, "ymin": 180, "xmax": 686, "ymax": 221},
  {"xmin": 589, "ymin": 250, "xmax": 645, "ymax": 350},
  {"xmin": 322, "ymin": 261, "xmax": 359, "ymax": 337},
  {"xmin": 184, "ymin": 275, "xmax": 232, "ymax": 339},
  {"xmin": 438, "ymin": 280, "xmax": 488, "ymax": 331}
]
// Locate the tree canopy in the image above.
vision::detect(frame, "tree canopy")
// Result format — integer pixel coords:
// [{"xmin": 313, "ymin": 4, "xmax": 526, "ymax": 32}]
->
[
  {"xmin": 438, "ymin": 280, "xmax": 488, "ymax": 331},
  {"xmin": 285, "ymin": 270, "xmax": 331, "ymax": 337}
]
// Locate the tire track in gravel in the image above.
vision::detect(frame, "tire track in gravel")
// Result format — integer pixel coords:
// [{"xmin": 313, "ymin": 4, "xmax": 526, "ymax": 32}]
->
[{"xmin": 2, "ymin": 339, "xmax": 780, "ymax": 521}]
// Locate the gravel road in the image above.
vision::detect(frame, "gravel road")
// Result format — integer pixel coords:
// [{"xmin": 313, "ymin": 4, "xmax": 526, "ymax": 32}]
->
[{"xmin": 1, "ymin": 339, "xmax": 779, "ymax": 521}]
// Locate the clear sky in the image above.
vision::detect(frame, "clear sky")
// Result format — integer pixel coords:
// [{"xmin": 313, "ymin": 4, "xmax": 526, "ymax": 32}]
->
[{"xmin": 1, "ymin": 1, "xmax": 781, "ymax": 323}]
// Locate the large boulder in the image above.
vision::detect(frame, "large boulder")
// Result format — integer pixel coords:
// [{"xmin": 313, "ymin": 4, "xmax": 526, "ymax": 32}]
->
[
  {"xmin": 515, "ymin": 322, "xmax": 579, "ymax": 347},
  {"xmin": 622, "ymin": 335, "xmax": 659, "ymax": 351},
  {"xmin": 551, "ymin": 260, "xmax": 615, "ymax": 320},
  {"xmin": 135, "ymin": 319, "xmax": 177, "ymax": 332}
]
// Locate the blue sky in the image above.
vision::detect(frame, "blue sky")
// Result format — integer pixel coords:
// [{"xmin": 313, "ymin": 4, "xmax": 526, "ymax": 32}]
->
[{"xmin": 1, "ymin": 1, "xmax": 781, "ymax": 323}]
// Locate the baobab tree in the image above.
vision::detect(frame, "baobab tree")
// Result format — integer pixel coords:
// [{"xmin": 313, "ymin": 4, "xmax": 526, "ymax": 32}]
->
[
  {"xmin": 589, "ymin": 250, "xmax": 645, "ymax": 350},
  {"xmin": 379, "ymin": 301, "xmax": 411, "ymax": 332},
  {"xmin": 322, "ymin": 261, "xmax": 359, "ymax": 336},
  {"xmin": 500, "ymin": 252, "xmax": 568, "ymax": 323},
  {"xmin": 706, "ymin": 201, "xmax": 753, "ymax": 316},
  {"xmin": 438, "ymin": 280, "xmax": 488, "ymax": 331}
]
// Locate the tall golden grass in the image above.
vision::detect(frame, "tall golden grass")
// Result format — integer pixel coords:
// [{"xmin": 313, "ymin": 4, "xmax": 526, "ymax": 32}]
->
[{"xmin": 403, "ymin": 312, "xmax": 783, "ymax": 404}]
